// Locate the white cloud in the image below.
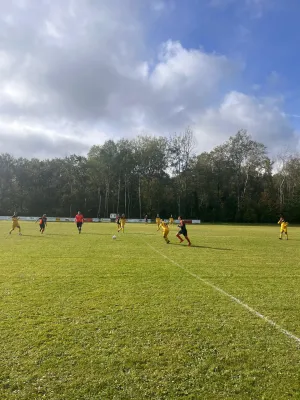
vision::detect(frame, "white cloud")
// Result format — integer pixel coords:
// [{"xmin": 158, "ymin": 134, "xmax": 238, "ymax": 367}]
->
[
  {"xmin": 0, "ymin": 0, "xmax": 297, "ymax": 159},
  {"xmin": 151, "ymin": 41, "xmax": 233, "ymax": 95},
  {"xmin": 194, "ymin": 91, "xmax": 298, "ymax": 154}
]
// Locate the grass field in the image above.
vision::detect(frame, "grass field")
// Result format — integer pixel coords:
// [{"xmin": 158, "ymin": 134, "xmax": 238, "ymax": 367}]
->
[{"xmin": 0, "ymin": 221, "xmax": 300, "ymax": 399}]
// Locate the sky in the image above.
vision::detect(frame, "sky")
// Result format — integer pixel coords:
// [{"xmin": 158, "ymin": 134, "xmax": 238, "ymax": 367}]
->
[{"xmin": 0, "ymin": 0, "xmax": 300, "ymax": 159}]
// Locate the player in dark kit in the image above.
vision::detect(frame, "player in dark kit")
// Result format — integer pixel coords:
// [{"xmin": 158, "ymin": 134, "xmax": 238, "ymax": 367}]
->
[
  {"xmin": 75, "ymin": 211, "xmax": 84, "ymax": 234},
  {"xmin": 176, "ymin": 216, "xmax": 191, "ymax": 246},
  {"xmin": 36, "ymin": 214, "xmax": 47, "ymax": 234},
  {"xmin": 116, "ymin": 214, "xmax": 121, "ymax": 231}
]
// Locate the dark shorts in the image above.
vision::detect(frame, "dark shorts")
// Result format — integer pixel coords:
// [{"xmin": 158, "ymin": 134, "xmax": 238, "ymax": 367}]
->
[
  {"xmin": 178, "ymin": 229, "xmax": 187, "ymax": 236},
  {"xmin": 77, "ymin": 222, "xmax": 83, "ymax": 228},
  {"xmin": 39, "ymin": 223, "xmax": 45, "ymax": 229}
]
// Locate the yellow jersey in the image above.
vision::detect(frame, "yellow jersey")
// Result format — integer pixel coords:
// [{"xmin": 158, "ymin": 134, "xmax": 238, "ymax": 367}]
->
[
  {"xmin": 160, "ymin": 221, "xmax": 169, "ymax": 232},
  {"xmin": 278, "ymin": 221, "xmax": 288, "ymax": 231},
  {"xmin": 156, "ymin": 218, "xmax": 160, "ymax": 224},
  {"xmin": 12, "ymin": 216, "xmax": 19, "ymax": 226},
  {"xmin": 120, "ymin": 217, "xmax": 126, "ymax": 226}
]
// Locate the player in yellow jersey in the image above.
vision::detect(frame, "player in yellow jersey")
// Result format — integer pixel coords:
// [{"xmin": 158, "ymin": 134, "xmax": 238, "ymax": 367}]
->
[
  {"xmin": 118, "ymin": 214, "xmax": 126, "ymax": 233},
  {"xmin": 160, "ymin": 219, "xmax": 170, "ymax": 244},
  {"xmin": 278, "ymin": 216, "xmax": 288, "ymax": 240},
  {"xmin": 169, "ymin": 215, "xmax": 174, "ymax": 226},
  {"xmin": 156, "ymin": 214, "xmax": 161, "ymax": 231},
  {"xmin": 9, "ymin": 213, "xmax": 22, "ymax": 235}
]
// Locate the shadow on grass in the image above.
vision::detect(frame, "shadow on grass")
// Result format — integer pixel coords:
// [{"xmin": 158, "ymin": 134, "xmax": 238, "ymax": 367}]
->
[
  {"xmin": 168, "ymin": 242, "xmax": 232, "ymax": 251},
  {"xmin": 83, "ymin": 232, "xmax": 116, "ymax": 236},
  {"xmin": 42, "ymin": 233, "xmax": 74, "ymax": 236},
  {"xmin": 22, "ymin": 234, "xmax": 50, "ymax": 238}
]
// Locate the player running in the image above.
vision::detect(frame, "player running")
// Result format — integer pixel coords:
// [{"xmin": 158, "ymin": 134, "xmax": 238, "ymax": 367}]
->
[
  {"xmin": 75, "ymin": 211, "xmax": 84, "ymax": 234},
  {"xmin": 36, "ymin": 214, "xmax": 47, "ymax": 234},
  {"xmin": 160, "ymin": 219, "xmax": 170, "ymax": 244},
  {"xmin": 176, "ymin": 216, "xmax": 191, "ymax": 246},
  {"xmin": 9, "ymin": 213, "xmax": 22, "ymax": 235},
  {"xmin": 118, "ymin": 214, "xmax": 126, "ymax": 233},
  {"xmin": 116, "ymin": 214, "xmax": 121, "ymax": 231},
  {"xmin": 156, "ymin": 214, "xmax": 161, "ymax": 231},
  {"xmin": 278, "ymin": 216, "xmax": 288, "ymax": 240}
]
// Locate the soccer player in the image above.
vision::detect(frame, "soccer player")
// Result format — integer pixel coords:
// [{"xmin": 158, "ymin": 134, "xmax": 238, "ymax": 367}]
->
[
  {"xmin": 9, "ymin": 213, "xmax": 22, "ymax": 235},
  {"xmin": 169, "ymin": 215, "xmax": 174, "ymax": 226},
  {"xmin": 145, "ymin": 214, "xmax": 148, "ymax": 224},
  {"xmin": 75, "ymin": 211, "xmax": 84, "ymax": 234},
  {"xmin": 36, "ymin": 214, "xmax": 47, "ymax": 234},
  {"xmin": 156, "ymin": 214, "xmax": 161, "ymax": 231},
  {"xmin": 118, "ymin": 214, "xmax": 126, "ymax": 233},
  {"xmin": 176, "ymin": 216, "xmax": 191, "ymax": 246},
  {"xmin": 116, "ymin": 214, "xmax": 121, "ymax": 231},
  {"xmin": 160, "ymin": 219, "xmax": 170, "ymax": 244},
  {"xmin": 278, "ymin": 216, "xmax": 288, "ymax": 240}
]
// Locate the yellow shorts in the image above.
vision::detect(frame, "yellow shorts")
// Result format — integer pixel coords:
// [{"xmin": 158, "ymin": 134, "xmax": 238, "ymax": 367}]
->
[
  {"xmin": 281, "ymin": 229, "xmax": 287, "ymax": 233},
  {"xmin": 163, "ymin": 230, "xmax": 169, "ymax": 238}
]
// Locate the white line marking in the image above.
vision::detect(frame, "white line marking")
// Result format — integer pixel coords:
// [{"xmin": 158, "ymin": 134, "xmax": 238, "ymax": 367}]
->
[{"xmin": 144, "ymin": 240, "xmax": 300, "ymax": 346}]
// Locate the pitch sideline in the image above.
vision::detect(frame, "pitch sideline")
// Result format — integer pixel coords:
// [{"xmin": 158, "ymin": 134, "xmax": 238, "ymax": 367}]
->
[{"xmin": 143, "ymin": 239, "xmax": 300, "ymax": 346}]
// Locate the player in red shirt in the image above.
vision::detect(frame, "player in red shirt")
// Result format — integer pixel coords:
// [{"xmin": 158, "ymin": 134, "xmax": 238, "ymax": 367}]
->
[
  {"xmin": 176, "ymin": 216, "xmax": 191, "ymax": 246},
  {"xmin": 75, "ymin": 211, "xmax": 84, "ymax": 234},
  {"xmin": 36, "ymin": 214, "xmax": 47, "ymax": 234}
]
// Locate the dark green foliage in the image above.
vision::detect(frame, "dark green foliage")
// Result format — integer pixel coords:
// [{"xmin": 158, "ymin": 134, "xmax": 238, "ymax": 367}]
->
[{"xmin": 0, "ymin": 130, "xmax": 297, "ymax": 222}]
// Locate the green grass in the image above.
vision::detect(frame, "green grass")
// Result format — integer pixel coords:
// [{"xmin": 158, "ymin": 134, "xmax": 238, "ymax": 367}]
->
[{"xmin": 0, "ymin": 222, "xmax": 300, "ymax": 399}]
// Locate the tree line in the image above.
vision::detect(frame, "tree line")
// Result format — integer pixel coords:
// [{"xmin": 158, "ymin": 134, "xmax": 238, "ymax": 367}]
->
[{"xmin": 0, "ymin": 129, "xmax": 299, "ymax": 222}]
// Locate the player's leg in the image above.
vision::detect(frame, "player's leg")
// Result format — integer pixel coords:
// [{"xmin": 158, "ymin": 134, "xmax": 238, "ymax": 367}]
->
[
  {"xmin": 164, "ymin": 231, "xmax": 170, "ymax": 244},
  {"xmin": 176, "ymin": 231, "xmax": 184, "ymax": 243},
  {"xmin": 285, "ymin": 230, "xmax": 288, "ymax": 240},
  {"xmin": 184, "ymin": 233, "xmax": 191, "ymax": 246},
  {"xmin": 17, "ymin": 225, "xmax": 22, "ymax": 235},
  {"xmin": 279, "ymin": 229, "xmax": 283, "ymax": 239}
]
